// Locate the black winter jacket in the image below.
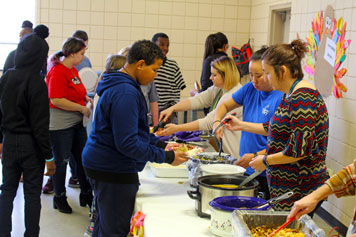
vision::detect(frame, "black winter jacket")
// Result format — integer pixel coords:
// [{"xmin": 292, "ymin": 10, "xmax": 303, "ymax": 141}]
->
[{"xmin": 0, "ymin": 33, "xmax": 52, "ymax": 160}]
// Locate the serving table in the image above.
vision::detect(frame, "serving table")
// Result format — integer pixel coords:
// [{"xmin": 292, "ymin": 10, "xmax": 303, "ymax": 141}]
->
[{"xmin": 135, "ymin": 167, "xmax": 214, "ymax": 236}]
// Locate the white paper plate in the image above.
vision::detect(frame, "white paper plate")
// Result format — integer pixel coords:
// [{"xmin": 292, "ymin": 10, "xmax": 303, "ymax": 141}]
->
[
  {"xmin": 200, "ymin": 164, "xmax": 245, "ymax": 176},
  {"xmin": 78, "ymin": 67, "xmax": 98, "ymax": 92}
]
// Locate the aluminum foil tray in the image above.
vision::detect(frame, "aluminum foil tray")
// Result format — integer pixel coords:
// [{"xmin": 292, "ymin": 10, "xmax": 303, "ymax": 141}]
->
[{"xmin": 232, "ymin": 210, "xmax": 326, "ymax": 237}]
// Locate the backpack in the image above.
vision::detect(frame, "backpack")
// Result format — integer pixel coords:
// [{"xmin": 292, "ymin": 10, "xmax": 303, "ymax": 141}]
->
[{"xmin": 232, "ymin": 41, "xmax": 253, "ymax": 76}]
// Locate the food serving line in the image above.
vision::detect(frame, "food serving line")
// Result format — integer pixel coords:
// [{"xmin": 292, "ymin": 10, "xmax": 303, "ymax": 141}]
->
[{"xmin": 133, "ymin": 139, "xmax": 326, "ymax": 237}]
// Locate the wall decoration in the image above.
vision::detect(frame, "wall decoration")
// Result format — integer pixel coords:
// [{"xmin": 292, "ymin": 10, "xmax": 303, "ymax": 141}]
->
[{"xmin": 304, "ymin": 5, "xmax": 351, "ymax": 98}]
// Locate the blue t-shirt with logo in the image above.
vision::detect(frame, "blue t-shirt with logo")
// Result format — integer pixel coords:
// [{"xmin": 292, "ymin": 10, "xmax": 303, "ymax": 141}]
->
[{"xmin": 232, "ymin": 82, "xmax": 283, "ymax": 175}]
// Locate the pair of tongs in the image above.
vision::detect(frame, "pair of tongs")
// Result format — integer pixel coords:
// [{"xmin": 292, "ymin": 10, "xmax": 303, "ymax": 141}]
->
[
  {"xmin": 152, "ymin": 120, "xmax": 166, "ymax": 133},
  {"xmin": 254, "ymin": 191, "xmax": 294, "ymax": 209},
  {"xmin": 212, "ymin": 112, "xmax": 237, "ymax": 135}
]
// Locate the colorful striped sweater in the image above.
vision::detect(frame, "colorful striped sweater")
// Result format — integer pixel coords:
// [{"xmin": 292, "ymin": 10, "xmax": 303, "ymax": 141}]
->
[
  {"xmin": 263, "ymin": 88, "xmax": 329, "ymax": 210},
  {"xmin": 326, "ymin": 159, "xmax": 356, "ymax": 197}
]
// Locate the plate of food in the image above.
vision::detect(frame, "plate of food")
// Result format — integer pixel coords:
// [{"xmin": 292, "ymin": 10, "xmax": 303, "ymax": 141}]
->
[{"xmin": 165, "ymin": 144, "xmax": 205, "ymax": 157}]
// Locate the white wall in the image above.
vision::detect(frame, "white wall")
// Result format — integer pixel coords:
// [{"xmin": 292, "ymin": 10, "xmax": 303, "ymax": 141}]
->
[{"xmin": 37, "ymin": 0, "xmax": 251, "ymax": 98}]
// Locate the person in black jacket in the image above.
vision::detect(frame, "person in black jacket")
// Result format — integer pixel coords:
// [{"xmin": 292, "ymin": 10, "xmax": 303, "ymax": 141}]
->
[{"xmin": 0, "ymin": 32, "xmax": 56, "ymax": 236}]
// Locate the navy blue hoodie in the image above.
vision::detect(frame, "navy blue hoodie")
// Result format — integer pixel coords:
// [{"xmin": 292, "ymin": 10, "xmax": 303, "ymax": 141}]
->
[{"xmin": 82, "ymin": 72, "xmax": 173, "ymax": 183}]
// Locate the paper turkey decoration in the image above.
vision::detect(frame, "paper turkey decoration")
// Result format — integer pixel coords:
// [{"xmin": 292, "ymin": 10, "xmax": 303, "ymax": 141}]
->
[{"xmin": 304, "ymin": 5, "xmax": 351, "ymax": 98}]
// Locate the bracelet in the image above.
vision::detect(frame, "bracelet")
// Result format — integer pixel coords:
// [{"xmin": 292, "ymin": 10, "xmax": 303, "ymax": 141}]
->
[
  {"xmin": 213, "ymin": 120, "xmax": 221, "ymax": 124},
  {"xmin": 253, "ymin": 152, "xmax": 258, "ymax": 157},
  {"xmin": 262, "ymin": 154, "xmax": 270, "ymax": 168},
  {"xmin": 46, "ymin": 157, "xmax": 54, "ymax": 162}
]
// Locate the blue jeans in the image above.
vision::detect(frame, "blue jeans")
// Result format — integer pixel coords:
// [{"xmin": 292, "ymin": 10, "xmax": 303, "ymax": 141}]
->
[
  {"xmin": 89, "ymin": 178, "xmax": 139, "ymax": 237},
  {"xmin": 50, "ymin": 123, "xmax": 91, "ymax": 196},
  {"xmin": 0, "ymin": 133, "xmax": 45, "ymax": 237}
]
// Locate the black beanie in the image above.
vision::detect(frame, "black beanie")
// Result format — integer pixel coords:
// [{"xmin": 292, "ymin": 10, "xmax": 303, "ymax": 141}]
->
[
  {"xmin": 22, "ymin": 20, "xmax": 33, "ymax": 29},
  {"xmin": 34, "ymin": 24, "xmax": 49, "ymax": 39}
]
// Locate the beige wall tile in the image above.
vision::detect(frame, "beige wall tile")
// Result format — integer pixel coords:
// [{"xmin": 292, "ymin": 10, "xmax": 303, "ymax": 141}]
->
[
  {"xmin": 186, "ymin": 3, "xmax": 199, "ymax": 16},
  {"xmin": 118, "ymin": 13, "xmax": 132, "ymax": 27},
  {"xmin": 90, "ymin": 25, "xmax": 104, "ymax": 39},
  {"xmin": 48, "ymin": 23, "xmax": 63, "ymax": 37},
  {"xmin": 90, "ymin": 12, "xmax": 105, "ymax": 26},
  {"xmin": 198, "ymin": 4, "xmax": 212, "ymax": 17},
  {"xmin": 198, "ymin": 17, "xmax": 211, "ymax": 31},
  {"xmin": 211, "ymin": 4, "xmax": 225, "ymax": 18},
  {"xmin": 225, "ymin": 5, "xmax": 238, "ymax": 19},
  {"xmin": 104, "ymin": 26, "xmax": 117, "ymax": 40},
  {"xmin": 77, "ymin": 0, "xmax": 90, "ymax": 11},
  {"xmin": 63, "ymin": 10, "xmax": 76, "ymax": 24},
  {"xmin": 238, "ymin": 6, "xmax": 251, "ymax": 19},
  {"xmin": 41, "ymin": 0, "xmax": 49, "ymax": 8},
  {"xmin": 105, "ymin": 0, "xmax": 118, "ymax": 12},
  {"xmin": 117, "ymin": 27, "xmax": 131, "ymax": 40},
  {"xmin": 145, "ymin": 14, "xmax": 159, "ymax": 28},
  {"xmin": 49, "ymin": 9, "xmax": 63, "ymax": 24},
  {"xmin": 131, "ymin": 13, "xmax": 145, "ymax": 27},
  {"xmin": 40, "ymin": 9, "xmax": 49, "ymax": 23},
  {"xmin": 132, "ymin": 0, "xmax": 146, "ymax": 14},
  {"xmin": 62, "ymin": 24, "xmax": 76, "ymax": 38},
  {"xmin": 103, "ymin": 39, "xmax": 118, "ymax": 54},
  {"xmin": 49, "ymin": 0, "xmax": 62, "ymax": 9},
  {"xmin": 118, "ymin": 0, "xmax": 132, "ymax": 13},
  {"xmin": 172, "ymin": 16, "xmax": 186, "ymax": 30},
  {"xmin": 172, "ymin": 2, "xmax": 186, "ymax": 16},
  {"xmin": 159, "ymin": 1, "xmax": 172, "ymax": 15},
  {"xmin": 90, "ymin": 39, "xmax": 104, "ymax": 53},
  {"xmin": 91, "ymin": 0, "xmax": 104, "ymax": 12},
  {"xmin": 77, "ymin": 11, "xmax": 91, "ymax": 25},
  {"xmin": 146, "ymin": 1, "xmax": 159, "ymax": 14},
  {"xmin": 158, "ymin": 15, "xmax": 171, "ymax": 29},
  {"xmin": 184, "ymin": 17, "xmax": 198, "ymax": 30},
  {"xmin": 63, "ymin": 0, "xmax": 77, "ymax": 10}
]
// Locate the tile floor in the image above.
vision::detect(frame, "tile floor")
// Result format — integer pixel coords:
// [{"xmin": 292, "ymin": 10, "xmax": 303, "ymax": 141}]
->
[{"xmin": 0, "ymin": 166, "xmax": 339, "ymax": 237}]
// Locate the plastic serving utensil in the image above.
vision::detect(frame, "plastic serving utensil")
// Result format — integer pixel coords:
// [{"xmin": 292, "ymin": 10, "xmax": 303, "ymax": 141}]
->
[
  {"xmin": 268, "ymin": 216, "xmax": 296, "ymax": 237},
  {"xmin": 238, "ymin": 170, "xmax": 262, "ymax": 188}
]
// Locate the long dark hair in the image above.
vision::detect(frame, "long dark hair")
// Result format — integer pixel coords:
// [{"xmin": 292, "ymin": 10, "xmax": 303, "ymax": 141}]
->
[
  {"xmin": 47, "ymin": 37, "xmax": 86, "ymax": 71},
  {"xmin": 262, "ymin": 39, "xmax": 307, "ymax": 79},
  {"xmin": 203, "ymin": 32, "xmax": 228, "ymax": 60}
]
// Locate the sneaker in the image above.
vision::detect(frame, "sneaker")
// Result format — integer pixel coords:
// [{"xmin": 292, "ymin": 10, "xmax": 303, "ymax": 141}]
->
[
  {"xmin": 42, "ymin": 177, "xmax": 54, "ymax": 194},
  {"xmin": 68, "ymin": 177, "xmax": 80, "ymax": 188}
]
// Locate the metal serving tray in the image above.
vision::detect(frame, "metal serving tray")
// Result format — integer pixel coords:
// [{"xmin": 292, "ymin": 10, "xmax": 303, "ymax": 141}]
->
[{"xmin": 232, "ymin": 210, "xmax": 326, "ymax": 237}]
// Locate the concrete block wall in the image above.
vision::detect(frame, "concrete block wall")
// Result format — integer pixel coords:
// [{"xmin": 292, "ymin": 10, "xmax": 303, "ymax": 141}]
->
[{"xmin": 37, "ymin": 0, "xmax": 251, "ymax": 98}]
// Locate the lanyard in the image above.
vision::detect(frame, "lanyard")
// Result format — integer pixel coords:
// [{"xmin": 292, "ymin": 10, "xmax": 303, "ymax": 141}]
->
[{"xmin": 288, "ymin": 78, "xmax": 302, "ymax": 96}]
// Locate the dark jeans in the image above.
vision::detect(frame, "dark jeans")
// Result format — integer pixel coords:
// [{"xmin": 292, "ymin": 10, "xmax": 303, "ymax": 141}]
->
[
  {"xmin": 0, "ymin": 133, "xmax": 45, "ymax": 237},
  {"xmin": 89, "ymin": 178, "xmax": 139, "ymax": 237},
  {"xmin": 50, "ymin": 123, "xmax": 91, "ymax": 196}
]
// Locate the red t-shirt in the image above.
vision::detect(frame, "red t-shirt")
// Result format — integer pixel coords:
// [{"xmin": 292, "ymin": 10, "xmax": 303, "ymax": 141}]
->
[{"xmin": 46, "ymin": 63, "xmax": 87, "ymax": 109}]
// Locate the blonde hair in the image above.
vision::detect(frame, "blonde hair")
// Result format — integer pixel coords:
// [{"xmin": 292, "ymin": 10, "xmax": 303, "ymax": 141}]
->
[
  {"xmin": 95, "ymin": 54, "xmax": 126, "ymax": 92},
  {"xmin": 118, "ymin": 46, "xmax": 131, "ymax": 57},
  {"xmin": 104, "ymin": 54, "xmax": 126, "ymax": 72},
  {"xmin": 211, "ymin": 56, "xmax": 240, "ymax": 91}
]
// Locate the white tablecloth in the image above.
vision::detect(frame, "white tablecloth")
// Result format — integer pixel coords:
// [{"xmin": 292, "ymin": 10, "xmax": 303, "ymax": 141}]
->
[{"xmin": 135, "ymin": 167, "xmax": 214, "ymax": 237}]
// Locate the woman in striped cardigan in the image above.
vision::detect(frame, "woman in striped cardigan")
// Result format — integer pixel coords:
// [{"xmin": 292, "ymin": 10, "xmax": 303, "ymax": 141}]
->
[{"xmin": 288, "ymin": 160, "xmax": 356, "ymax": 236}]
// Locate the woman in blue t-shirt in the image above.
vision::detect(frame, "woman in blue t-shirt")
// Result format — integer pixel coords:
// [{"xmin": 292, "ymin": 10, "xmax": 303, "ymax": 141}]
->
[{"xmin": 214, "ymin": 47, "xmax": 283, "ymax": 199}]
